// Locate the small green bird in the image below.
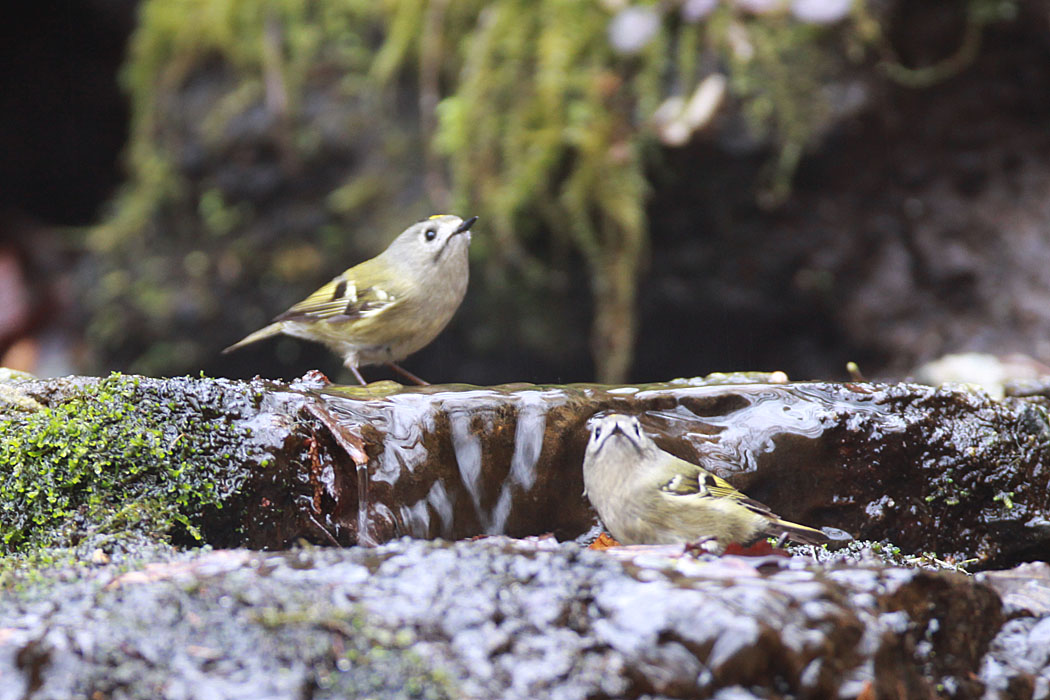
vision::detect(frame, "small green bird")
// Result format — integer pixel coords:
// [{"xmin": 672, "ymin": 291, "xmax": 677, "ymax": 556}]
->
[
  {"xmin": 582, "ymin": 413, "xmax": 831, "ymax": 550},
  {"xmin": 223, "ymin": 214, "xmax": 477, "ymax": 385}
]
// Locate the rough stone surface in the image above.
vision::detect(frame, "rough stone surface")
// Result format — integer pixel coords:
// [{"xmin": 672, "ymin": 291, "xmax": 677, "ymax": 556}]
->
[
  {"xmin": 0, "ymin": 539, "xmax": 1030, "ymax": 700},
  {"xmin": 4, "ymin": 374, "xmax": 1050, "ymax": 569}
]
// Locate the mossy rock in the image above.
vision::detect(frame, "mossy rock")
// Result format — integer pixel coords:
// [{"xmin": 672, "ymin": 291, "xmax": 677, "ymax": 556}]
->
[{"xmin": 0, "ymin": 373, "xmax": 269, "ymax": 552}]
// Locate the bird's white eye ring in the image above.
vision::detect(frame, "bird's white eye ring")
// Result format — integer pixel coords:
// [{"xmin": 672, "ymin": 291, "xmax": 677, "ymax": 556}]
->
[{"xmin": 424, "ymin": 227, "xmax": 438, "ymax": 241}]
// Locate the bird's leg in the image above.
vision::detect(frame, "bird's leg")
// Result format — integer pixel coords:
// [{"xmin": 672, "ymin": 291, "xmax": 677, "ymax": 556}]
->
[
  {"xmin": 386, "ymin": 362, "xmax": 430, "ymax": 386},
  {"xmin": 683, "ymin": 535, "xmax": 720, "ymax": 557},
  {"xmin": 350, "ymin": 366, "xmax": 367, "ymax": 385},
  {"xmin": 773, "ymin": 532, "xmax": 791, "ymax": 549}
]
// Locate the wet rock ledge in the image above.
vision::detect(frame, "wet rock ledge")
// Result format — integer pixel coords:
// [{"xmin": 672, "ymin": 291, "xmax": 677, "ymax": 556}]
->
[
  {"xmin": 2, "ymin": 371, "xmax": 1050, "ymax": 697},
  {"xmin": 2, "ymin": 539, "xmax": 1050, "ymax": 698}
]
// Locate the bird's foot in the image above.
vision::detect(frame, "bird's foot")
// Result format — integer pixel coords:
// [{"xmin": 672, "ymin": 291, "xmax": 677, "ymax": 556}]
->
[
  {"xmin": 386, "ymin": 362, "xmax": 430, "ymax": 385},
  {"xmin": 683, "ymin": 536, "xmax": 720, "ymax": 557}
]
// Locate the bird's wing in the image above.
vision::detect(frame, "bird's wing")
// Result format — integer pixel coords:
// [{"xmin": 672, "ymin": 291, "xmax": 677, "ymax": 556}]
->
[
  {"xmin": 653, "ymin": 451, "xmax": 831, "ymax": 546},
  {"xmin": 274, "ymin": 262, "xmax": 402, "ymax": 323},
  {"xmin": 656, "ymin": 454, "xmax": 774, "ymax": 517}
]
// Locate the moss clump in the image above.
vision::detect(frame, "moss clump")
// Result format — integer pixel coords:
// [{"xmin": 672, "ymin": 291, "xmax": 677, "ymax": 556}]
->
[
  {"xmin": 435, "ymin": 0, "xmax": 650, "ymax": 384},
  {"xmin": 258, "ymin": 607, "xmax": 458, "ymax": 700},
  {"xmin": 0, "ymin": 373, "xmax": 255, "ymax": 552}
]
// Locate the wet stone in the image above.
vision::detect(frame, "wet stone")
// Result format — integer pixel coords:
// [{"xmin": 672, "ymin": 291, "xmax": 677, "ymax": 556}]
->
[
  {"xmin": 0, "ymin": 538, "xmax": 1019, "ymax": 699},
  {"xmin": 5, "ymin": 374, "xmax": 1050, "ymax": 696},
  {"xmin": 978, "ymin": 562, "xmax": 1050, "ymax": 615},
  {"xmin": 316, "ymin": 378, "xmax": 1050, "ymax": 568},
  {"xmin": 979, "ymin": 617, "xmax": 1050, "ymax": 697},
  {"xmin": 5, "ymin": 373, "xmax": 1050, "ymax": 565}
]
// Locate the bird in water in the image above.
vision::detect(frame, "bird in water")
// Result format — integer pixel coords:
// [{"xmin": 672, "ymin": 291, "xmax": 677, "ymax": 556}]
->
[{"xmin": 582, "ymin": 413, "xmax": 832, "ymax": 550}]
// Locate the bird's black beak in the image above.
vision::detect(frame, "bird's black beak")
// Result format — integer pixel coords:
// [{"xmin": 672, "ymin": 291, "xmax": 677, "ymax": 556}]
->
[
  {"xmin": 606, "ymin": 421, "xmax": 644, "ymax": 453},
  {"xmin": 453, "ymin": 216, "xmax": 478, "ymax": 235}
]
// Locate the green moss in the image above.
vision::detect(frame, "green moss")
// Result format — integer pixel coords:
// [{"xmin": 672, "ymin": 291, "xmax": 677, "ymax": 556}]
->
[
  {"xmin": 0, "ymin": 373, "xmax": 254, "ymax": 552},
  {"xmin": 428, "ymin": 1, "xmax": 891, "ymax": 378},
  {"xmin": 84, "ymin": 0, "xmax": 421, "ymax": 376},
  {"xmin": 866, "ymin": 0, "xmax": 1018, "ymax": 88},
  {"xmin": 0, "ymin": 547, "xmax": 81, "ymax": 593},
  {"xmin": 434, "ymin": 0, "xmax": 652, "ymax": 382},
  {"xmin": 0, "ymin": 540, "xmax": 182, "ymax": 596},
  {"xmin": 257, "ymin": 605, "xmax": 457, "ymax": 699},
  {"xmin": 98, "ymin": 0, "xmax": 398, "ymax": 257},
  {"xmin": 714, "ymin": 11, "xmax": 832, "ymax": 206}
]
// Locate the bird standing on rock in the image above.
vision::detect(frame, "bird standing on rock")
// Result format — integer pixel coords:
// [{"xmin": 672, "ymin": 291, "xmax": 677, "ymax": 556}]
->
[
  {"xmin": 582, "ymin": 413, "xmax": 831, "ymax": 550},
  {"xmin": 224, "ymin": 214, "xmax": 477, "ymax": 385}
]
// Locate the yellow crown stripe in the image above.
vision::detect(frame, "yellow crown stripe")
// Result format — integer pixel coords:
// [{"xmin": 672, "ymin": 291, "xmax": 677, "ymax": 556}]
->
[{"xmin": 427, "ymin": 214, "xmax": 449, "ymax": 219}]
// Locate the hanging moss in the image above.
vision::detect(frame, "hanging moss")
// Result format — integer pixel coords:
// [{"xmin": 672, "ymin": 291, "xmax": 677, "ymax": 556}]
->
[
  {"xmin": 430, "ymin": 0, "xmax": 657, "ymax": 381},
  {"xmin": 864, "ymin": 0, "xmax": 1018, "ymax": 88},
  {"xmin": 429, "ymin": 1, "xmax": 865, "ymax": 379},
  {"xmin": 712, "ymin": 11, "xmax": 833, "ymax": 206},
  {"xmin": 86, "ymin": 0, "xmax": 1014, "ymax": 382},
  {"xmin": 84, "ymin": 0, "xmax": 427, "ymax": 377}
]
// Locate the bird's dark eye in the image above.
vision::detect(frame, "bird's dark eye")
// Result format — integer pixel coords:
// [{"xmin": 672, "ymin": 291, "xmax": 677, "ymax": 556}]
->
[
  {"xmin": 424, "ymin": 227, "xmax": 438, "ymax": 241},
  {"xmin": 593, "ymin": 426, "xmax": 602, "ymax": 439}
]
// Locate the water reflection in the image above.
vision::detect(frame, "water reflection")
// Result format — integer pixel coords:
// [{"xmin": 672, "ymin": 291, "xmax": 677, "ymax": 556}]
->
[{"xmin": 319, "ymin": 381, "xmax": 896, "ymax": 545}]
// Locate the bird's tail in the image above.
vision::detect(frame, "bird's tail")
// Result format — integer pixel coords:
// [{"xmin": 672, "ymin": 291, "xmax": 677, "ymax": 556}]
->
[
  {"xmin": 222, "ymin": 323, "xmax": 282, "ymax": 354},
  {"xmin": 767, "ymin": 517, "xmax": 832, "ymax": 546}
]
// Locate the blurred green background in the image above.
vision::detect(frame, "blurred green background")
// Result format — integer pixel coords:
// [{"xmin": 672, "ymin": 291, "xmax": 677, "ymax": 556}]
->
[{"xmin": 3, "ymin": 0, "xmax": 1047, "ymax": 385}]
